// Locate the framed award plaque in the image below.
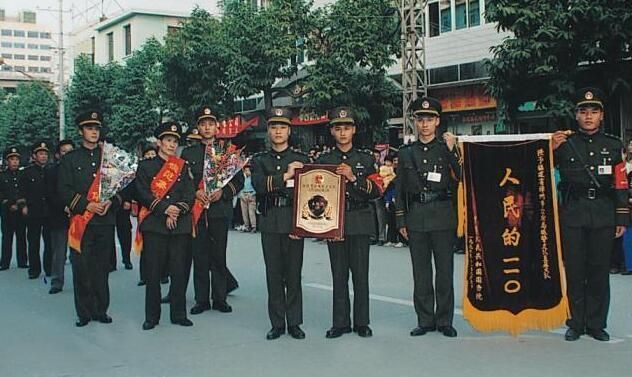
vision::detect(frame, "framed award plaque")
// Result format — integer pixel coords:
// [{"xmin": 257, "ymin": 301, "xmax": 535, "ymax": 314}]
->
[{"xmin": 292, "ymin": 164, "xmax": 346, "ymax": 239}]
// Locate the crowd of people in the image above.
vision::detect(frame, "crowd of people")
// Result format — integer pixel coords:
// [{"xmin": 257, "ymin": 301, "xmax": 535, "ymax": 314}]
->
[{"xmin": 0, "ymin": 87, "xmax": 629, "ymax": 343}]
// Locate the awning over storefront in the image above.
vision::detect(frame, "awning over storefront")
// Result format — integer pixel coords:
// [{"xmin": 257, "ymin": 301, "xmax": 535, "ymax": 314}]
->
[
  {"xmin": 291, "ymin": 113, "xmax": 329, "ymax": 126},
  {"xmin": 431, "ymin": 84, "xmax": 497, "ymax": 113},
  {"xmin": 216, "ymin": 116, "xmax": 259, "ymax": 139}
]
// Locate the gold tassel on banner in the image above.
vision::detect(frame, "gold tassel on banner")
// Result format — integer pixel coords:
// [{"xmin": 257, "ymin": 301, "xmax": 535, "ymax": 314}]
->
[{"xmin": 456, "ymin": 142, "xmax": 466, "ymax": 238}]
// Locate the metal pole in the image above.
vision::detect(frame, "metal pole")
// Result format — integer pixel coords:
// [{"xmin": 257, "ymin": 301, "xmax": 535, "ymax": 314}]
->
[{"xmin": 58, "ymin": 0, "xmax": 66, "ymax": 140}]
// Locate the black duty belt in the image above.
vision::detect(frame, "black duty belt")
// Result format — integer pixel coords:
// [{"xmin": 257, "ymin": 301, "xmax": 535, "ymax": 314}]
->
[
  {"xmin": 560, "ymin": 186, "xmax": 612, "ymax": 201},
  {"xmin": 346, "ymin": 201, "xmax": 369, "ymax": 211},
  {"xmin": 267, "ymin": 196, "xmax": 291, "ymax": 207},
  {"xmin": 408, "ymin": 191, "xmax": 448, "ymax": 204}
]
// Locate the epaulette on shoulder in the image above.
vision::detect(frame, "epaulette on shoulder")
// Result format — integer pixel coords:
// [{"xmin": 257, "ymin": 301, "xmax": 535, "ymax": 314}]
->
[
  {"xmin": 291, "ymin": 148, "xmax": 308, "ymax": 156},
  {"xmin": 251, "ymin": 151, "xmax": 266, "ymax": 159},
  {"xmin": 359, "ymin": 148, "xmax": 374, "ymax": 156},
  {"xmin": 603, "ymin": 133, "xmax": 623, "ymax": 142}
]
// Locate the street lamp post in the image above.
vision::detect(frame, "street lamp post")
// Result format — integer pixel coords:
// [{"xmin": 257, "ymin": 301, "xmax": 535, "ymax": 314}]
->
[{"xmin": 0, "ymin": 57, "xmax": 64, "ymax": 140}]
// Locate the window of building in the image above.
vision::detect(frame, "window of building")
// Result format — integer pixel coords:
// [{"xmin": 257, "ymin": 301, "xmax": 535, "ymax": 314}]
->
[
  {"xmin": 429, "ymin": 65, "xmax": 459, "ymax": 84},
  {"xmin": 14, "ymin": 43, "xmax": 25, "ymax": 49},
  {"xmin": 1, "ymin": 42, "xmax": 12, "ymax": 48},
  {"xmin": 27, "ymin": 66, "xmax": 39, "ymax": 73},
  {"xmin": 90, "ymin": 37, "xmax": 95, "ymax": 64},
  {"xmin": 40, "ymin": 55, "xmax": 51, "ymax": 61},
  {"xmin": 14, "ymin": 66, "xmax": 25, "ymax": 72},
  {"xmin": 40, "ymin": 67, "xmax": 51, "ymax": 73},
  {"xmin": 13, "ymin": 54, "xmax": 25, "ymax": 60},
  {"xmin": 27, "ymin": 31, "xmax": 39, "ymax": 38},
  {"xmin": 14, "ymin": 30, "xmax": 25, "ymax": 37},
  {"xmin": 469, "ymin": 0, "xmax": 481, "ymax": 27},
  {"xmin": 107, "ymin": 32, "xmax": 114, "ymax": 62},
  {"xmin": 39, "ymin": 44, "xmax": 50, "ymax": 50},
  {"xmin": 455, "ymin": 0, "xmax": 467, "ymax": 30},
  {"xmin": 0, "ymin": 9, "xmax": 5, "ymax": 21},
  {"xmin": 167, "ymin": 26, "xmax": 180, "ymax": 35},
  {"xmin": 21, "ymin": 11, "xmax": 36, "ymax": 24},
  {"xmin": 28, "ymin": 44, "xmax": 38, "ymax": 49},
  {"xmin": 460, "ymin": 61, "xmax": 488, "ymax": 80},
  {"xmin": 1, "ymin": 65, "xmax": 11, "ymax": 71},
  {"xmin": 1, "ymin": 53, "xmax": 11, "ymax": 59},
  {"xmin": 123, "ymin": 24, "xmax": 132, "ymax": 56},
  {"xmin": 1, "ymin": 29, "xmax": 11, "ymax": 36},
  {"xmin": 28, "ymin": 55, "xmax": 38, "ymax": 61},
  {"xmin": 440, "ymin": 0, "xmax": 452, "ymax": 33},
  {"xmin": 40, "ymin": 32, "xmax": 51, "ymax": 39},
  {"xmin": 429, "ymin": 0, "xmax": 452, "ymax": 36}
]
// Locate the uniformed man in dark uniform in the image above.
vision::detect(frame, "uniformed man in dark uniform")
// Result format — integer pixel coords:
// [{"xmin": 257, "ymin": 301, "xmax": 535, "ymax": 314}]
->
[
  {"xmin": 20, "ymin": 141, "xmax": 52, "ymax": 279},
  {"xmin": 58, "ymin": 110, "xmax": 122, "ymax": 327},
  {"xmin": 552, "ymin": 87, "xmax": 629, "ymax": 342},
  {"xmin": 185, "ymin": 127, "xmax": 203, "ymax": 147},
  {"xmin": 395, "ymin": 97, "xmax": 460, "ymax": 338},
  {"xmin": 47, "ymin": 139, "xmax": 75, "ymax": 294},
  {"xmin": 182, "ymin": 106, "xmax": 244, "ymax": 315},
  {"xmin": 316, "ymin": 107, "xmax": 381, "ymax": 338},
  {"xmin": 135, "ymin": 121, "xmax": 195, "ymax": 330},
  {"xmin": 251, "ymin": 107, "xmax": 310, "ymax": 340},
  {"xmin": 0, "ymin": 146, "xmax": 27, "ymax": 270}
]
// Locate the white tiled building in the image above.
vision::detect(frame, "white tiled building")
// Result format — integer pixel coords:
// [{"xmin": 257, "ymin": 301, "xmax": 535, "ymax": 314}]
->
[{"xmin": 0, "ymin": 10, "xmax": 56, "ymax": 89}]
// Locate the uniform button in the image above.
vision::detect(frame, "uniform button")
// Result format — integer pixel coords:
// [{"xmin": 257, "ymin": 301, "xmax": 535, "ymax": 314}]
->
[
  {"xmin": 92, "ymin": 162, "xmax": 96, "ymax": 166},
  {"xmin": 93, "ymin": 173, "xmax": 96, "ymax": 177},
  {"xmin": 342, "ymin": 155, "xmax": 347, "ymax": 160},
  {"xmin": 423, "ymin": 147, "xmax": 428, "ymax": 151},
  {"xmin": 589, "ymin": 166, "xmax": 595, "ymax": 171},
  {"xmin": 276, "ymin": 155, "xmax": 281, "ymax": 160},
  {"xmin": 570, "ymin": 158, "xmax": 575, "ymax": 162},
  {"xmin": 423, "ymin": 159, "xmax": 427, "ymax": 164},
  {"xmin": 589, "ymin": 152, "xmax": 594, "ymax": 156},
  {"xmin": 276, "ymin": 166, "xmax": 281, "ymax": 170},
  {"xmin": 588, "ymin": 139, "xmax": 593, "ymax": 143},
  {"xmin": 166, "ymin": 195, "xmax": 171, "ymax": 199}
]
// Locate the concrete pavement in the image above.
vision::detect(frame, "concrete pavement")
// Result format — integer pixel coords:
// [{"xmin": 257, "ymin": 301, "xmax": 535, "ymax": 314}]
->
[{"xmin": 0, "ymin": 230, "xmax": 631, "ymax": 377}]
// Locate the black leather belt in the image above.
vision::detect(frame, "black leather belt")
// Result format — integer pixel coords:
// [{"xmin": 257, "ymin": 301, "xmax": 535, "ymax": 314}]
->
[
  {"xmin": 346, "ymin": 201, "xmax": 369, "ymax": 211},
  {"xmin": 268, "ymin": 196, "xmax": 291, "ymax": 207},
  {"xmin": 561, "ymin": 187, "xmax": 612, "ymax": 201},
  {"xmin": 408, "ymin": 191, "xmax": 448, "ymax": 204}
]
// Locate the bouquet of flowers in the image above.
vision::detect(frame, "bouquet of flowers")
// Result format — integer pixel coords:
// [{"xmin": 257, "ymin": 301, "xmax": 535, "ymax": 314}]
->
[
  {"xmin": 99, "ymin": 142, "xmax": 138, "ymax": 201},
  {"xmin": 202, "ymin": 141, "xmax": 249, "ymax": 193}
]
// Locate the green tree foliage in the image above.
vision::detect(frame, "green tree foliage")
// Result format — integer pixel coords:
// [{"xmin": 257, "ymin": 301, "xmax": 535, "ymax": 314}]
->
[
  {"xmin": 221, "ymin": 0, "xmax": 313, "ymax": 111},
  {"xmin": 109, "ymin": 38, "xmax": 166, "ymax": 150},
  {"xmin": 485, "ymin": 0, "xmax": 632, "ymax": 123},
  {"xmin": 162, "ymin": 7, "xmax": 233, "ymax": 122},
  {"xmin": 305, "ymin": 0, "xmax": 400, "ymax": 142},
  {"xmin": 0, "ymin": 83, "xmax": 57, "ymax": 149},
  {"xmin": 65, "ymin": 55, "xmax": 122, "ymax": 139}
]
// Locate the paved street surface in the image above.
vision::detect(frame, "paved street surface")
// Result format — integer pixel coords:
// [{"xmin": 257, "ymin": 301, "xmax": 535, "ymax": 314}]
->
[{"xmin": 1, "ymin": 230, "xmax": 631, "ymax": 377}]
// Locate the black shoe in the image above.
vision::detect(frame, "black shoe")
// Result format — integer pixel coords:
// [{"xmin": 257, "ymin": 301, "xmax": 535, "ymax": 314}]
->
[
  {"xmin": 49, "ymin": 287, "xmax": 62, "ymax": 294},
  {"xmin": 227, "ymin": 282, "xmax": 239, "ymax": 295},
  {"xmin": 160, "ymin": 295, "xmax": 170, "ymax": 304},
  {"xmin": 28, "ymin": 273, "xmax": 39, "ymax": 279},
  {"xmin": 124, "ymin": 262, "xmax": 133, "ymax": 270},
  {"xmin": 190, "ymin": 303, "xmax": 211, "ymax": 315},
  {"xmin": 325, "ymin": 326, "xmax": 352, "ymax": 339},
  {"xmin": 0, "ymin": 265, "xmax": 8, "ymax": 271},
  {"xmin": 142, "ymin": 321, "xmax": 157, "ymax": 330},
  {"xmin": 266, "ymin": 327, "xmax": 285, "ymax": 340},
  {"xmin": 587, "ymin": 328, "xmax": 610, "ymax": 342},
  {"xmin": 110, "ymin": 265, "xmax": 116, "ymax": 272},
  {"xmin": 94, "ymin": 314, "xmax": 112, "ymax": 324},
  {"xmin": 609, "ymin": 267, "xmax": 621, "ymax": 274},
  {"xmin": 75, "ymin": 317, "xmax": 90, "ymax": 327},
  {"xmin": 212, "ymin": 301, "xmax": 232, "ymax": 313},
  {"xmin": 160, "ymin": 277, "xmax": 169, "ymax": 284},
  {"xmin": 621, "ymin": 270, "xmax": 632, "ymax": 276},
  {"xmin": 438, "ymin": 325, "xmax": 457, "ymax": 337},
  {"xmin": 137, "ymin": 280, "xmax": 146, "ymax": 286},
  {"xmin": 171, "ymin": 318, "xmax": 193, "ymax": 327},
  {"xmin": 356, "ymin": 325, "xmax": 373, "ymax": 338},
  {"xmin": 377, "ymin": 241, "xmax": 385, "ymax": 246},
  {"xmin": 369, "ymin": 240, "xmax": 378, "ymax": 246},
  {"xmin": 410, "ymin": 326, "xmax": 436, "ymax": 336},
  {"xmin": 288, "ymin": 326, "xmax": 305, "ymax": 339},
  {"xmin": 18, "ymin": 264, "xmax": 29, "ymax": 269},
  {"xmin": 564, "ymin": 328, "xmax": 582, "ymax": 341}
]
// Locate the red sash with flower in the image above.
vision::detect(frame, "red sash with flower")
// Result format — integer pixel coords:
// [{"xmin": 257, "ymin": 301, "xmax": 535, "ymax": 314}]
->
[
  {"xmin": 191, "ymin": 180, "xmax": 205, "ymax": 235},
  {"xmin": 133, "ymin": 156, "xmax": 185, "ymax": 254},
  {"xmin": 68, "ymin": 171, "xmax": 101, "ymax": 253}
]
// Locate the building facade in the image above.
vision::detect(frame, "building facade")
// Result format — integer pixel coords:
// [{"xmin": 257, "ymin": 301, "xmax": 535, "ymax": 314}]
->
[{"xmin": 0, "ymin": 10, "xmax": 55, "ymax": 90}]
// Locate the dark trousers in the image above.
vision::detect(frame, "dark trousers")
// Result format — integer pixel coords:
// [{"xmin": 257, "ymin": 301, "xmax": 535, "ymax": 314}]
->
[
  {"xmin": 26, "ymin": 217, "xmax": 51, "ymax": 277},
  {"xmin": 409, "ymin": 230, "xmax": 455, "ymax": 327},
  {"xmin": 144, "ymin": 232, "xmax": 190, "ymax": 323},
  {"xmin": 111, "ymin": 209, "xmax": 132, "ymax": 268},
  {"xmin": 193, "ymin": 217, "xmax": 230, "ymax": 304},
  {"xmin": 261, "ymin": 233, "xmax": 304, "ymax": 328},
  {"xmin": 0, "ymin": 212, "xmax": 27, "ymax": 268},
  {"xmin": 50, "ymin": 226, "xmax": 69, "ymax": 289},
  {"xmin": 562, "ymin": 226, "xmax": 613, "ymax": 331},
  {"xmin": 327, "ymin": 235, "xmax": 370, "ymax": 328},
  {"xmin": 70, "ymin": 225, "xmax": 114, "ymax": 320}
]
